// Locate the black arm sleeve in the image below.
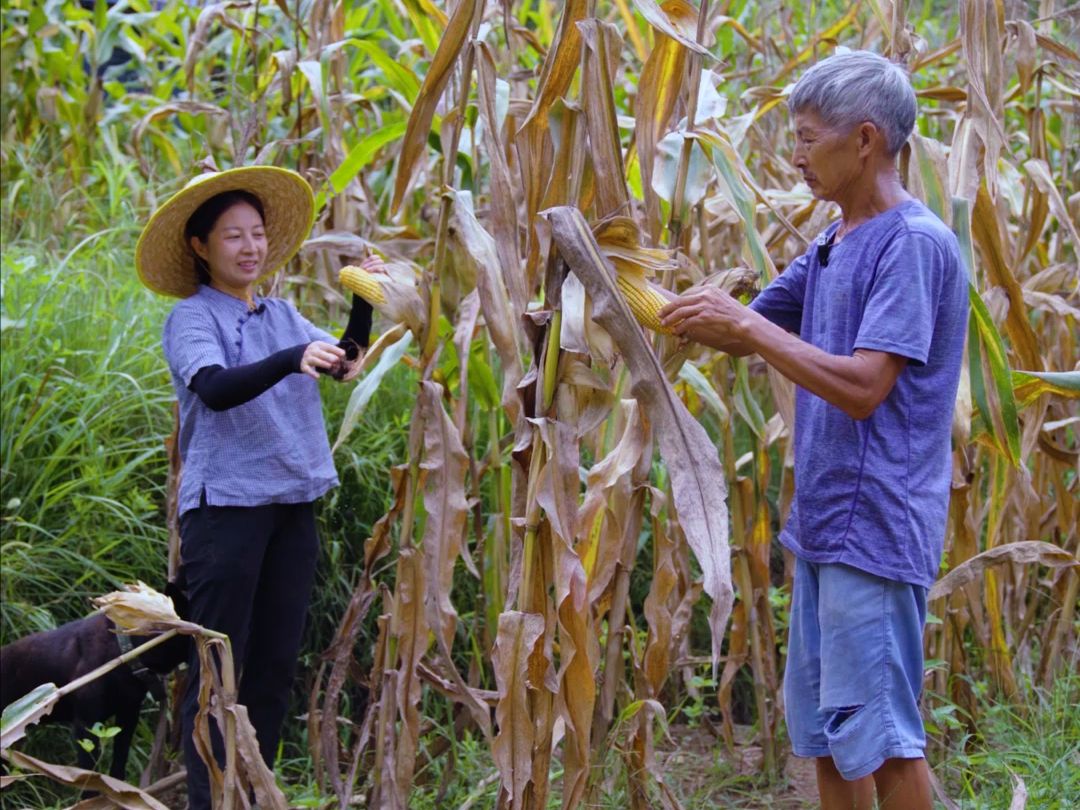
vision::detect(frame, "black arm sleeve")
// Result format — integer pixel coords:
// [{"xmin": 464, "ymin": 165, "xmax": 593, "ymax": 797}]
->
[
  {"xmin": 337, "ymin": 294, "xmax": 373, "ymax": 360},
  {"xmin": 189, "ymin": 344, "xmax": 307, "ymax": 411}
]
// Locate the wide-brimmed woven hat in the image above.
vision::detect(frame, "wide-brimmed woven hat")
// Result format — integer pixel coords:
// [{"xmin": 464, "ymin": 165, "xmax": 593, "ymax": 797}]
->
[{"xmin": 135, "ymin": 166, "xmax": 315, "ymax": 298}]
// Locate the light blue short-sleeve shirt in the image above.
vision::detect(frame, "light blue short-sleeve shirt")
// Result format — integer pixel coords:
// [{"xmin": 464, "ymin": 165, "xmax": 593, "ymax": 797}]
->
[
  {"xmin": 751, "ymin": 200, "xmax": 968, "ymax": 588},
  {"xmin": 163, "ymin": 284, "xmax": 339, "ymax": 515}
]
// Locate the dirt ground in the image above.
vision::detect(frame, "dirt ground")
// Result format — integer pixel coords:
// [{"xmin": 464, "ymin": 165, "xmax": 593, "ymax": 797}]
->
[{"xmin": 655, "ymin": 724, "xmax": 819, "ymax": 808}]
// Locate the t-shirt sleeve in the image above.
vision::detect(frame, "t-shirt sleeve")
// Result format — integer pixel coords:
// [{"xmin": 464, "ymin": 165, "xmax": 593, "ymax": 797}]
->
[
  {"xmin": 287, "ymin": 300, "xmax": 334, "ymax": 344},
  {"xmin": 162, "ymin": 303, "xmax": 227, "ymax": 388},
  {"xmin": 854, "ymin": 230, "xmax": 946, "ymax": 367},
  {"xmin": 749, "ymin": 249, "xmax": 810, "ymax": 333}
]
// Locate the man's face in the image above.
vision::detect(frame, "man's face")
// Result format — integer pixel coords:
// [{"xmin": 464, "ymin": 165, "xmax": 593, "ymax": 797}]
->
[{"xmin": 791, "ymin": 110, "xmax": 863, "ymax": 203}]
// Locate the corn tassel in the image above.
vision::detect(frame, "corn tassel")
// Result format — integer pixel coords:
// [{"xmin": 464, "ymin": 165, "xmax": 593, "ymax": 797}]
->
[
  {"xmin": 615, "ymin": 274, "xmax": 673, "ymax": 334},
  {"xmin": 339, "ymin": 266, "xmax": 387, "ymax": 305}
]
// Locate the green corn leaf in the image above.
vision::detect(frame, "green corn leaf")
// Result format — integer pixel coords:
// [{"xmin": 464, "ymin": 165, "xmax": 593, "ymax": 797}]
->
[{"xmin": 1012, "ymin": 370, "xmax": 1080, "ymax": 409}]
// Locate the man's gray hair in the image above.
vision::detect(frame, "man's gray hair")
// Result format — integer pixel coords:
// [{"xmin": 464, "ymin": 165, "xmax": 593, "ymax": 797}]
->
[{"xmin": 788, "ymin": 50, "xmax": 917, "ymax": 156}]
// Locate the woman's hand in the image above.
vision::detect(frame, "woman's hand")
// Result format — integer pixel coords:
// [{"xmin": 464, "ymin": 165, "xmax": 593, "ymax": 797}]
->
[
  {"xmin": 300, "ymin": 341, "xmax": 346, "ymax": 379},
  {"xmin": 359, "ymin": 252, "xmax": 387, "ymax": 275}
]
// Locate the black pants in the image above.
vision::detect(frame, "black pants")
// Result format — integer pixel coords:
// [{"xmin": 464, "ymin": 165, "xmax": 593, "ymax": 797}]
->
[{"xmin": 178, "ymin": 498, "xmax": 320, "ymax": 810}]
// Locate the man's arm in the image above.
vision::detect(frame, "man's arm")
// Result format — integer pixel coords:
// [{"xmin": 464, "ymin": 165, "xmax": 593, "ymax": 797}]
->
[{"xmin": 659, "ymin": 287, "xmax": 906, "ymax": 420}]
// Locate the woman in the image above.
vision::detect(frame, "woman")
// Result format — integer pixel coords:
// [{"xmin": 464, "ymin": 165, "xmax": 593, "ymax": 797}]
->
[{"xmin": 135, "ymin": 166, "xmax": 380, "ymax": 807}]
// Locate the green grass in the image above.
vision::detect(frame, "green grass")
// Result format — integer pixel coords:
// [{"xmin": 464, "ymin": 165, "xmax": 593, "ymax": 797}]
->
[{"xmin": 933, "ymin": 673, "xmax": 1080, "ymax": 809}]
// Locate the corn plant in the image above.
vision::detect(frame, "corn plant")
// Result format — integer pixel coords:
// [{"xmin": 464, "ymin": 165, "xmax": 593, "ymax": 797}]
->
[{"xmin": 1, "ymin": 1, "xmax": 1077, "ymax": 808}]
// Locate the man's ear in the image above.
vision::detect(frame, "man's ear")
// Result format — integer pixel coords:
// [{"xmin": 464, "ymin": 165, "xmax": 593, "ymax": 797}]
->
[{"xmin": 857, "ymin": 121, "xmax": 884, "ymax": 157}]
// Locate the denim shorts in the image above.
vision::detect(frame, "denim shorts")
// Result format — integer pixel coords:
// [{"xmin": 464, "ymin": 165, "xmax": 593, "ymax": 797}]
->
[{"xmin": 783, "ymin": 557, "xmax": 928, "ymax": 780}]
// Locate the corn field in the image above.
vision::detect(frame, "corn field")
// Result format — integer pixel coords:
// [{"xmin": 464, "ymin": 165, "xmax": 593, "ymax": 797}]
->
[{"xmin": 1, "ymin": 0, "xmax": 1078, "ymax": 808}]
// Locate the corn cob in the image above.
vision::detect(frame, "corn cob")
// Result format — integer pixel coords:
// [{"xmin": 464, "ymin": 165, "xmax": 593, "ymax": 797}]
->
[
  {"xmin": 615, "ymin": 274, "xmax": 673, "ymax": 334},
  {"xmin": 339, "ymin": 265, "xmax": 387, "ymax": 305}
]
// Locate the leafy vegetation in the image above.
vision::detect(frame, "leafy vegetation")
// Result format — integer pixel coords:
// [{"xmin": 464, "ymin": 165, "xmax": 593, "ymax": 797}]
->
[{"xmin": 2, "ymin": 0, "xmax": 1077, "ymax": 808}]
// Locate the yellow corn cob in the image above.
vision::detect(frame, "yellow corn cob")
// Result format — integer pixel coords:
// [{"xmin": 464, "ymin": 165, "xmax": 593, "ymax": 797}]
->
[
  {"xmin": 339, "ymin": 265, "xmax": 387, "ymax": 305},
  {"xmin": 615, "ymin": 274, "xmax": 673, "ymax": 334}
]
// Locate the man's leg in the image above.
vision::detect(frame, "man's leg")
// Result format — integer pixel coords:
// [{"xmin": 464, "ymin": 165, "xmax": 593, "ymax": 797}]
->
[
  {"xmin": 784, "ymin": 559, "xmax": 844, "ymax": 802},
  {"xmin": 873, "ymin": 756, "xmax": 932, "ymax": 809},
  {"xmin": 816, "ymin": 564, "xmax": 931, "ymax": 799},
  {"xmin": 815, "ymin": 756, "xmax": 874, "ymax": 810}
]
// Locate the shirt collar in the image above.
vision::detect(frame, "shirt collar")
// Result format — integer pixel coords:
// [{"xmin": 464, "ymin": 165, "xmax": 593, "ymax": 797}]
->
[{"xmin": 196, "ymin": 283, "xmax": 265, "ymax": 314}]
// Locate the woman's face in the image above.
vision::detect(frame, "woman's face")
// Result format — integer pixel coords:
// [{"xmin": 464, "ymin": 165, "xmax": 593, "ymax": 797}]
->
[{"xmin": 190, "ymin": 201, "xmax": 267, "ymax": 296}]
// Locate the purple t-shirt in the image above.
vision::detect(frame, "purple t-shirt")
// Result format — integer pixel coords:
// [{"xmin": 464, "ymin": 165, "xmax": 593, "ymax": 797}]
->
[
  {"xmin": 750, "ymin": 199, "xmax": 968, "ymax": 587},
  {"xmin": 163, "ymin": 284, "xmax": 339, "ymax": 515}
]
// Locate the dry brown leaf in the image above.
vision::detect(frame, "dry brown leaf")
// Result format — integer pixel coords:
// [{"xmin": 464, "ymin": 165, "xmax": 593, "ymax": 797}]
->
[
  {"xmin": 476, "ymin": 43, "xmax": 527, "ymax": 315},
  {"xmin": 636, "ymin": 2, "xmax": 693, "ymax": 240},
  {"xmin": 391, "ymin": 547, "xmax": 428, "ymax": 804},
  {"xmin": 418, "ymin": 381, "xmax": 493, "ymax": 739},
  {"xmin": 391, "ymin": 0, "xmax": 479, "ymax": 211},
  {"xmin": 449, "ymin": 192, "xmax": 526, "ymax": 432},
  {"xmin": 632, "ymin": 0, "xmax": 712, "ymax": 56},
  {"xmin": 959, "ymin": 0, "xmax": 1007, "ymax": 197},
  {"xmin": 972, "ymin": 183, "xmax": 1042, "ymax": 370},
  {"xmin": 578, "ymin": 20, "xmax": 630, "ymax": 220},
  {"xmin": 492, "ymin": 611, "xmax": 546, "ymax": 809},
  {"xmin": 183, "ymin": 2, "xmax": 249, "ymax": 91},
  {"xmin": 1, "ymin": 751, "xmax": 167, "ymax": 809},
  {"xmin": 929, "ymin": 540, "xmax": 1078, "ymax": 602},
  {"xmin": 519, "ymin": 0, "xmax": 588, "ymax": 133},
  {"xmin": 579, "ymin": 401, "xmax": 650, "ymax": 599},
  {"xmin": 546, "ymin": 205, "xmax": 734, "ymax": 675},
  {"xmin": 226, "ymin": 702, "xmax": 288, "ymax": 809}
]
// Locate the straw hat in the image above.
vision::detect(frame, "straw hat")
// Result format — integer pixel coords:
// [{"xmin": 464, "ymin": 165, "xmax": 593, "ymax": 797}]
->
[{"xmin": 135, "ymin": 166, "xmax": 315, "ymax": 298}]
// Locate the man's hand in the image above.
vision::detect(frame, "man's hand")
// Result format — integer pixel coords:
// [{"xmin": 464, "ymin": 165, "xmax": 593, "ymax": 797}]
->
[
  {"xmin": 658, "ymin": 287, "xmax": 755, "ymax": 355},
  {"xmin": 659, "ymin": 287, "xmax": 907, "ymax": 419}
]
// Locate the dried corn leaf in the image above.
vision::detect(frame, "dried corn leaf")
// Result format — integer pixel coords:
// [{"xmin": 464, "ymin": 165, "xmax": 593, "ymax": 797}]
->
[
  {"xmin": 392, "ymin": 547, "xmax": 428, "ymax": 801},
  {"xmin": 631, "ymin": 0, "xmax": 711, "ymax": 56},
  {"xmin": 476, "ymin": 43, "xmax": 527, "ymax": 315},
  {"xmin": 959, "ymin": 0, "xmax": 1007, "ymax": 197},
  {"xmin": 225, "ymin": 702, "xmax": 288, "ymax": 809},
  {"xmin": 929, "ymin": 541, "xmax": 1078, "ymax": 601},
  {"xmin": 579, "ymin": 401, "xmax": 650, "ymax": 594},
  {"xmin": 578, "ymin": 20, "xmax": 630, "ymax": 220},
  {"xmin": 93, "ymin": 582, "xmax": 202, "ymax": 636},
  {"xmin": 418, "ymin": 381, "xmax": 493, "ymax": 738},
  {"xmin": 636, "ymin": 2, "xmax": 692, "ymax": 239},
  {"xmin": 546, "ymin": 205, "xmax": 733, "ymax": 674},
  {"xmin": 1, "ymin": 750, "xmax": 169, "ymax": 810},
  {"xmin": 391, "ymin": 0, "xmax": 478, "ymax": 211},
  {"xmin": 972, "ymin": 184, "xmax": 1042, "ymax": 371},
  {"xmin": 183, "ymin": 2, "xmax": 249, "ymax": 91},
  {"xmin": 519, "ymin": 0, "xmax": 588, "ymax": 133},
  {"xmin": 492, "ymin": 611, "xmax": 546, "ymax": 809}
]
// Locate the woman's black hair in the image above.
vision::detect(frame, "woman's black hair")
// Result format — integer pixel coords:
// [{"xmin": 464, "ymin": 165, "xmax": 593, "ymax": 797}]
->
[{"xmin": 184, "ymin": 190, "xmax": 266, "ymax": 285}]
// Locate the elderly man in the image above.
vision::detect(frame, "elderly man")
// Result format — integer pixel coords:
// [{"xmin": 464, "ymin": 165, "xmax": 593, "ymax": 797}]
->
[{"xmin": 660, "ymin": 51, "xmax": 968, "ymax": 809}]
